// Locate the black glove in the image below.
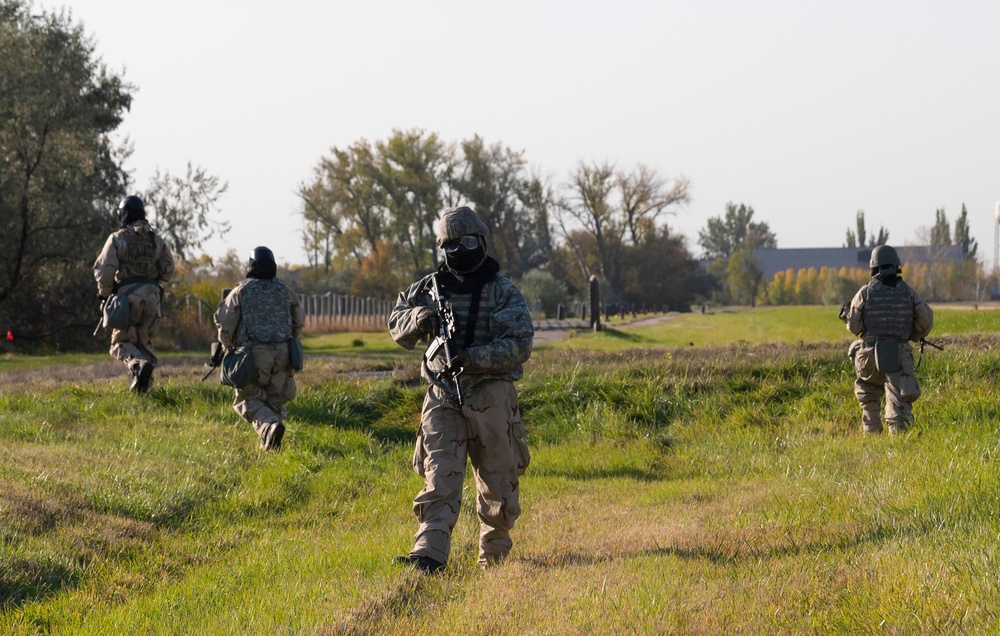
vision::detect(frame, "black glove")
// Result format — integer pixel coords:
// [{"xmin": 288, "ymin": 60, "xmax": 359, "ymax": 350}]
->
[
  {"xmin": 98, "ymin": 294, "xmax": 108, "ymax": 308},
  {"xmin": 416, "ymin": 307, "xmax": 437, "ymax": 335},
  {"xmin": 209, "ymin": 341, "xmax": 224, "ymax": 367},
  {"xmin": 449, "ymin": 350, "xmax": 471, "ymax": 373}
]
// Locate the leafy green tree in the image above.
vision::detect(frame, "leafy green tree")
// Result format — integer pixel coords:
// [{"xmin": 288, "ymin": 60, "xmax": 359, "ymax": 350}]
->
[
  {"xmin": 376, "ymin": 129, "xmax": 450, "ymax": 275},
  {"xmin": 517, "ymin": 269, "xmax": 568, "ymax": 318},
  {"xmin": 727, "ymin": 248, "xmax": 765, "ymax": 307},
  {"xmin": 621, "ymin": 227, "xmax": 698, "ymax": 310},
  {"xmin": 0, "ymin": 1, "xmax": 132, "ymax": 344},
  {"xmin": 931, "ymin": 208, "xmax": 951, "ymax": 246},
  {"xmin": 697, "ymin": 202, "xmax": 776, "ymax": 261},
  {"xmin": 449, "ymin": 135, "xmax": 554, "ymax": 278},
  {"xmin": 954, "ymin": 203, "xmax": 978, "ymax": 260},
  {"xmin": 144, "ymin": 161, "xmax": 229, "ymax": 261},
  {"xmin": 844, "ymin": 210, "xmax": 888, "ymax": 247}
]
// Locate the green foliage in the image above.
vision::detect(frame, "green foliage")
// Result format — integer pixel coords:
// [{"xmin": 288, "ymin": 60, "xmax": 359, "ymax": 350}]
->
[
  {"xmin": 144, "ymin": 161, "xmax": 230, "ymax": 261},
  {"xmin": 0, "ymin": 0, "xmax": 132, "ymax": 347},
  {"xmin": 517, "ymin": 269, "xmax": 569, "ymax": 318},
  {"xmin": 5, "ymin": 323, "xmax": 1000, "ymax": 632}
]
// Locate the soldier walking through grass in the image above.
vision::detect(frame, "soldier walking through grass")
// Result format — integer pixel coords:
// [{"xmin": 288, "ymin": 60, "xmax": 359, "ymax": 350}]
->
[
  {"xmin": 845, "ymin": 245, "xmax": 933, "ymax": 434},
  {"xmin": 388, "ymin": 206, "xmax": 533, "ymax": 573},
  {"xmin": 214, "ymin": 246, "xmax": 304, "ymax": 451},
  {"xmin": 93, "ymin": 195, "xmax": 176, "ymax": 394}
]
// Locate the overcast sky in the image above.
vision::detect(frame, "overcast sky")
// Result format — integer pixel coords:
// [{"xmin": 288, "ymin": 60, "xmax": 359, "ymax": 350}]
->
[{"xmin": 50, "ymin": 0, "xmax": 1000, "ymax": 269}]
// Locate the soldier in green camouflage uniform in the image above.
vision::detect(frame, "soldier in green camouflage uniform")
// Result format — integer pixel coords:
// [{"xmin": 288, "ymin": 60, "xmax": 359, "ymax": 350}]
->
[
  {"xmin": 389, "ymin": 206, "xmax": 533, "ymax": 573},
  {"xmin": 94, "ymin": 195, "xmax": 176, "ymax": 393},
  {"xmin": 846, "ymin": 245, "xmax": 934, "ymax": 434},
  {"xmin": 214, "ymin": 247, "xmax": 305, "ymax": 450}
]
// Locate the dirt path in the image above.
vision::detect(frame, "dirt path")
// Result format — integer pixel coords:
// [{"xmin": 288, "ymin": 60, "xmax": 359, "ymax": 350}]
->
[{"xmin": 532, "ymin": 312, "xmax": 678, "ymax": 345}]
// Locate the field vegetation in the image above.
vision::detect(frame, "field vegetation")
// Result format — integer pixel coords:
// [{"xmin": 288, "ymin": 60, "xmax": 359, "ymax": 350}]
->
[{"xmin": 2, "ymin": 306, "xmax": 1000, "ymax": 634}]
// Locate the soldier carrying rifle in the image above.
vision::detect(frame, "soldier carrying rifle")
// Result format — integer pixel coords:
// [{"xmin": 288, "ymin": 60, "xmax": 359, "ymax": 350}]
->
[
  {"xmin": 843, "ymin": 245, "xmax": 934, "ymax": 435},
  {"xmin": 388, "ymin": 206, "xmax": 534, "ymax": 573},
  {"xmin": 93, "ymin": 195, "xmax": 175, "ymax": 394}
]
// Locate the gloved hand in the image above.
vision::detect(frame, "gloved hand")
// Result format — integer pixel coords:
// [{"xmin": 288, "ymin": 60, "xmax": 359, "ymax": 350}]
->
[
  {"xmin": 209, "ymin": 341, "xmax": 224, "ymax": 367},
  {"xmin": 98, "ymin": 294, "xmax": 108, "ymax": 308},
  {"xmin": 416, "ymin": 307, "xmax": 437, "ymax": 335},
  {"xmin": 449, "ymin": 350, "xmax": 471, "ymax": 373}
]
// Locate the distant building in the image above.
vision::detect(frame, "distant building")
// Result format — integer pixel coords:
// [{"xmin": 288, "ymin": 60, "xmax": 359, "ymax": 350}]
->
[{"xmin": 753, "ymin": 245, "xmax": 966, "ymax": 280}]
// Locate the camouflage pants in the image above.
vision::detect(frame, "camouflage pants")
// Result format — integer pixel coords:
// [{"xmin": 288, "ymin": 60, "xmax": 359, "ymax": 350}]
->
[
  {"xmin": 232, "ymin": 341, "xmax": 296, "ymax": 442},
  {"xmin": 109, "ymin": 283, "xmax": 161, "ymax": 370},
  {"xmin": 410, "ymin": 380, "xmax": 531, "ymax": 566},
  {"xmin": 850, "ymin": 339, "xmax": 921, "ymax": 433}
]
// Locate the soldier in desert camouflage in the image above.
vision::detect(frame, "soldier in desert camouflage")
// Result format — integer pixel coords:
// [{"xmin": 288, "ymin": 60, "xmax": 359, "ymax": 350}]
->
[
  {"xmin": 93, "ymin": 195, "xmax": 176, "ymax": 394},
  {"xmin": 845, "ymin": 245, "xmax": 934, "ymax": 434},
  {"xmin": 214, "ymin": 246, "xmax": 304, "ymax": 451},
  {"xmin": 389, "ymin": 206, "xmax": 534, "ymax": 573}
]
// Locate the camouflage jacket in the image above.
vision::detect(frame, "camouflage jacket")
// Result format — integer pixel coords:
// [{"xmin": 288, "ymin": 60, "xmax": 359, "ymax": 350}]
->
[
  {"xmin": 846, "ymin": 278, "xmax": 933, "ymax": 342},
  {"xmin": 93, "ymin": 221, "xmax": 175, "ymax": 297},
  {"xmin": 215, "ymin": 278, "xmax": 305, "ymax": 349},
  {"xmin": 388, "ymin": 264, "xmax": 533, "ymax": 397}
]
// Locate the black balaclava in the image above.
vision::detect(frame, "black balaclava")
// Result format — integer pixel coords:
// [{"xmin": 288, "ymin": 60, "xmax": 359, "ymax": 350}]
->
[{"xmin": 444, "ymin": 235, "xmax": 488, "ymax": 274}]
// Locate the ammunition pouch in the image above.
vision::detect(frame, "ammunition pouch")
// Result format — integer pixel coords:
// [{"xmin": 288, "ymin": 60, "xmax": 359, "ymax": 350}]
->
[
  {"xmin": 874, "ymin": 337, "xmax": 902, "ymax": 374},
  {"xmin": 287, "ymin": 337, "xmax": 304, "ymax": 372},
  {"xmin": 221, "ymin": 346, "xmax": 256, "ymax": 389},
  {"xmin": 102, "ymin": 292, "xmax": 131, "ymax": 330}
]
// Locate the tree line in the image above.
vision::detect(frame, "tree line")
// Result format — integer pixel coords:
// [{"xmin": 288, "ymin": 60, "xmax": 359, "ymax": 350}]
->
[{"xmin": 1, "ymin": 0, "xmax": 987, "ymax": 351}]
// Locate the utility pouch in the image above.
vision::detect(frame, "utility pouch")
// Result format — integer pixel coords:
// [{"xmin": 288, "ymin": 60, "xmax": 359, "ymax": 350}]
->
[
  {"xmin": 287, "ymin": 337, "xmax": 304, "ymax": 372},
  {"xmin": 221, "ymin": 346, "xmax": 256, "ymax": 388},
  {"xmin": 874, "ymin": 338, "xmax": 902, "ymax": 373},
  {"xmin": 102, "ymin": 292, "xmax": 130, "ymax": 330}
]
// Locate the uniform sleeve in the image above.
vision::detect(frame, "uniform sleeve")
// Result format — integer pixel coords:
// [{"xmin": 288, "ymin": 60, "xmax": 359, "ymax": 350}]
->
[
  {"xmin": 388, "ymin": 278, "xmax": 434, "ymax": 351},
  {"xmin": 214, "ymin": 285, "xmax": 242, "ymax": 349},
  {"xmin": 845, "ymin": 286, "xmax": 866, "ymax": 336},
  {"xmin": 290, "ymin": 288, "xmax": 305, "ymax": 338},
  {"xmin": 93, "ymin": 234, "xmax": 119, "ymax": 297},
  {"xmin": 909, "ymin": 289, "xmax": 933, "ymax": 342},
  {"xmin": 156, "ymin": 235, "xmax": 176, "ymax": 284},
  {"xmin": 466, "ymin": 280, "xmax": 534, "ymax": 372}
]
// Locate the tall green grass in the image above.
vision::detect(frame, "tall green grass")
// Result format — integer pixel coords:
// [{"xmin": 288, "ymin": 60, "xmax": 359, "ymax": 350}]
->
[{"xmin": 2, "ymin": 307, "xmax": 999, "ymax": 633}]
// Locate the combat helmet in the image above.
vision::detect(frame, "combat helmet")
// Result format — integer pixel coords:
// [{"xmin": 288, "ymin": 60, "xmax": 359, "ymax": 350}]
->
[
  {"xmin": 436, "ymin": 206, "xmax": 489, "ymax": 247},
  {"xmin": 247, "ymin": 246, "xmax": 277, "ymax": 280},
  {"xmin": 118, "ymin": 195, "xmax": 146, "ymax": 226},
  {"xmin": 869, "ymin": 244, "xmax": 901, "ymax": 279}
]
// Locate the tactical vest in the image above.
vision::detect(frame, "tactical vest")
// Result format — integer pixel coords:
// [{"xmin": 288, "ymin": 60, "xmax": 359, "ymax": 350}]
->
[
  {"xmin": 237, "ymin": 279, "xmax": 293, "ymax": 344},
  {"xmin": 113, "ymin": 227, "xmax": 158, "ymax": 280},
  {"xmin": 863, "ymin": 280, "xmax": 913, "ymax": 338},
  {"xmin": 444, "ymin": 278, "xmax": 498, "ymax": 350}
]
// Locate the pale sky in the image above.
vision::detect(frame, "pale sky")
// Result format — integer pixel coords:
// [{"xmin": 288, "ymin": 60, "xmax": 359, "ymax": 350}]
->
[{"xmin": 50, "ymin": 0, "xmax": 1000, "ymax": 268}]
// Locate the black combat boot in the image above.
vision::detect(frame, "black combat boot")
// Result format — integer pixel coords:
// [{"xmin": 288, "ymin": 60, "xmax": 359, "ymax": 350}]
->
[
  {"xmin": 130, "ymin": 361, "xmax": 153, "ymax": 394},
  {"xmin": 392, "ymin": 554, "xmax": 445, "ymax": 573},
  {"xmin": 262, "ymin": 422, "xmax": 285, "ymax": 450}
]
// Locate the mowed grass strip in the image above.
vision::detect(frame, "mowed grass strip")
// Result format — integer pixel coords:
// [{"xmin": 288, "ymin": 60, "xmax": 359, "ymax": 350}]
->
[{"xmin": 0, "ymin": 307, "xmax": 999, "ymax": 633}]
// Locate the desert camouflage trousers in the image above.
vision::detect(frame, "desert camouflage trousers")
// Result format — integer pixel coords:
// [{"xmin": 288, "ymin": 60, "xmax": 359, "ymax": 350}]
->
[
  {"xmin": 109, "ymin": 283, "xmax": 161, "ymax": 371},
  {"xmin": 850, "ymin": 339, "xmax": 921, "ymax": 433},
  {"xmin": 232, "ymin": 341, "xmax": 296, "ymax": 441},
  {"xmin": 409, "ymin": 380, "xmax": 531, "ymax": 566}
]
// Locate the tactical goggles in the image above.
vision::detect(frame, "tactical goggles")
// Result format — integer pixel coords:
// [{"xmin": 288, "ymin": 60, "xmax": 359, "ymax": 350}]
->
[{"xmin": 443, "ymin": 236, "xmax": 480, "ymax": 252}]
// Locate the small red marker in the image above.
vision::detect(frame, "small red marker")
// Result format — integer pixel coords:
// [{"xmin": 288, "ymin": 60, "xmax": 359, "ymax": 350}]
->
[{"xmin": 5, "ymin": 330, "xmax": 13, "ymax": 341}]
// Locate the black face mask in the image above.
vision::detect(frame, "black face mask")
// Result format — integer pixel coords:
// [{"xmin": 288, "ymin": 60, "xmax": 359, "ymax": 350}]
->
[{"xmin": 444, "ymin": 244, "xmax": 486, "ymax": 273}]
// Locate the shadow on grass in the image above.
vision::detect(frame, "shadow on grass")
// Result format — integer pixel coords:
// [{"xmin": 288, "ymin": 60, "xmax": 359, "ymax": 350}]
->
[
  {"xmin": 598, "ymin": 328, "xmax": 644, "ymax": 343},
  {"xmin": 0, "ymin": 561, "xmax": 76, "ymax": 613}
]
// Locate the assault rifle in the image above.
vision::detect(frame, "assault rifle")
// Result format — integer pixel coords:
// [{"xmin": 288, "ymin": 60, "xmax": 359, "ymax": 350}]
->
[
  {"xmin": 916, "ymin": 338, "xmax": 944, "ymax": 370},
  {"xmin": 920, "ymin": 338, "xmax": 944, "ymax": 351},
  {"xmin": 93, "ymin": 297, "xmax": 106, "ymax": 337},
  {"xmin": 201, "ymin": 341, "xmax": 224, "ymax": 382},
  {"xmin": 425, "ymin": 274, "xmax": 464, "ymax": 406},
  {"xmin": 201, "ymin": 287, "xmax": 232, "ymax": 382}
]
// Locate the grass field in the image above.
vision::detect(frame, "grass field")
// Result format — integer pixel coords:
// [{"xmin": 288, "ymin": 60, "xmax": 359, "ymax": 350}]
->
[{"xmin": 1, "ymin": 305, "xmax": 999, "ymax": 634}]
